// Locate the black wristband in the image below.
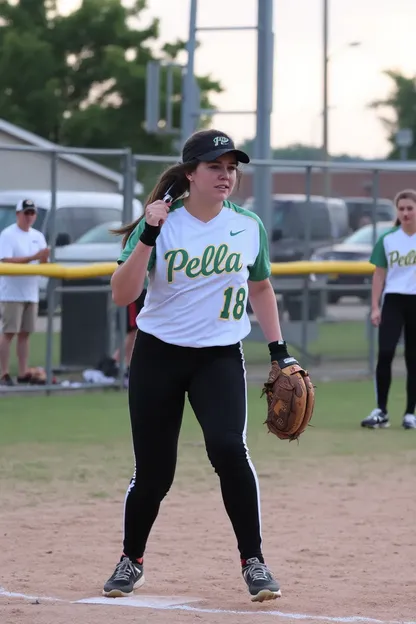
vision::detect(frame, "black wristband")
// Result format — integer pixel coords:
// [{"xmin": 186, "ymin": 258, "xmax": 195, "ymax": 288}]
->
[
  {"xmin": 268, "ymin": 340, "xmax": 290, "ymax": 362},
  {"xmin": 139, "ymin": 222, "xmax": 160, "ymax": 247}
]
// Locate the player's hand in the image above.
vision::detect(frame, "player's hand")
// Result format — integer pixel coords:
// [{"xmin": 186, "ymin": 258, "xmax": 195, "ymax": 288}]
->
[
  {"xmin": 145, "ymin": 200, "xmax": 170, "ymax": 227},
  {"xmin": 371, "ymin": 306, "xmax": 381, "ymax": 327}
]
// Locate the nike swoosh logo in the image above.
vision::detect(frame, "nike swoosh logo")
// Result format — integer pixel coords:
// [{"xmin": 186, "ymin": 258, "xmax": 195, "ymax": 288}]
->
[{"xmin": 230, "ymin": 229, "xmax": 245, "ymax": 236}]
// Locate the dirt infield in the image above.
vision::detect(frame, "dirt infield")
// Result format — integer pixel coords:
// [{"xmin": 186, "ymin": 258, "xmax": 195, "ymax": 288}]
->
[{"xmin": 1, "ymin": 455, "xmax": 415, "ymax": 624}]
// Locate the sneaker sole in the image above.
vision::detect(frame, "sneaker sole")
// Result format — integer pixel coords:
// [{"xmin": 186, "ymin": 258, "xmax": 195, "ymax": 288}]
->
[
  {"xmin": 102, "ymin": 574, "xmax": 145, "ymax": 598},
  {"xmin": 250, "ymin": 588, "xmax": 282, "ymax": 602},
  {"xmin": 361, "ymin": 422, "xmax": 390, "ymax": 429}
]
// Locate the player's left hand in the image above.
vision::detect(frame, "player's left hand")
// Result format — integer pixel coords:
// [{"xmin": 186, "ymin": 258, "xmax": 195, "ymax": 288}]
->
[{"xmin": 261, "ymin": 341, "xmax": 315, "ymax": 441}]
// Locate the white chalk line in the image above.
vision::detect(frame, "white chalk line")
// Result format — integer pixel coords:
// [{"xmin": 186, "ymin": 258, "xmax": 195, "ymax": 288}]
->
[
  {"xmin": 1, "ymin": 586, "xmax": 415, "ymax": 624},
  {"xmin": 162, "ymin": 605, "xmax": 416, "ymax": 624},
  {"xmin": 0, "ymin": 587, "xmax": 66, "ymax": 602}
]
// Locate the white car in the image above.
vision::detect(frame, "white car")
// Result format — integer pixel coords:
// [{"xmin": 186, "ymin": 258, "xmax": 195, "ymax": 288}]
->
[
  {"xmin": 40, "ymin": 221, "xmax": 126, "ymax": 308},
  {"xmin": 54, "ymin": 220, "xmax": 124, "ymax": 264}
]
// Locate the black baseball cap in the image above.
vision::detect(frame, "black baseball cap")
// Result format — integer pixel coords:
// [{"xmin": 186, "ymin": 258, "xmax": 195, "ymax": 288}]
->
[
  {"xmin": 182, "ymin": 129, "xmax": 250, "ymax": 164},
  {"xmin": 16, "ymin": 199, "xmax": 37, "ymax": 213}
]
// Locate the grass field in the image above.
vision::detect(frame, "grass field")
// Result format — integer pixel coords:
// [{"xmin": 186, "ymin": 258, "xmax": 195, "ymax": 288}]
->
[
  {"xmin": 1, "ymin": 378, "xmax": 414, "ymax": 489},
  {"xmin": 8, "ymin": 320, "xmax": 402, "ymax": 376}
]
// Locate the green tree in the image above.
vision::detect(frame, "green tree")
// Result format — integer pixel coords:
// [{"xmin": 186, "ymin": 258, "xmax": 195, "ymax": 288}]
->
[
  {"xmin": 370, "ymin": 69, "xmax": 416, "ymax": 159},
  {"xmin": 0, "ymin": 0, "xmax": 222, "ymax": 192}
]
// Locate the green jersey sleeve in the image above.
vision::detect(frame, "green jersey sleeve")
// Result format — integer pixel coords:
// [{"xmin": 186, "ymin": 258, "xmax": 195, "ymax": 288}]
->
[
  {"xmin": 369, "ymin": 236, "xmax": 387, "ymax": 268},
  {"xmin": 117, "ymin": 219, "xmax": 156, "ymax": 273},
  {"xmin": 248, "ymin": 217, "xmax": 271, "ymax": 281}
]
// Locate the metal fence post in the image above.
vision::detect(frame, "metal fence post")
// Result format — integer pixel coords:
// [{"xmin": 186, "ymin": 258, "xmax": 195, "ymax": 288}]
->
[
  {"xmin": 253, "ymin": 0, "xmax": 274, "ymax": 244},
  {"xmin": 181, "ymin": 0, "xmax": 198, "ymax": 146},
  {"xmin": 368, "ymin": 168, "xmax": 380, "ymax": 377},
  {"xmin": 45, "ymin": 150, "xmax": 58, "ymax": 390},
  {"xmin": 301, "ymin": 166, "xmax": 313, "ymax": 360},
  {"xmin": 116, "ymin": 149, "xmax": 134, "ymax": 390}
]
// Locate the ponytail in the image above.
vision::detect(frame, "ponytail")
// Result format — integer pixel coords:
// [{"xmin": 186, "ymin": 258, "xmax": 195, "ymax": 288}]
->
[{"xmin": 112, "ymin": 162, "xmax": 196, "ymax": 248}]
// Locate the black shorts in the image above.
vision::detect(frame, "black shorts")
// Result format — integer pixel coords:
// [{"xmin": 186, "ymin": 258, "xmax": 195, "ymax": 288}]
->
[{"xmin": 125, "ymin": 290, "xmax": 147, "ymax": 333}]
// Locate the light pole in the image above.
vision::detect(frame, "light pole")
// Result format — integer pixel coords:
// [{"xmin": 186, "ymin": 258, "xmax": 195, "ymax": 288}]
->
[
  {"xmin": 322, "ymin": 0, "xmax": 329, "ymax": 197},
  {"xmin": 322, "ymin": 0, "xmax": 361, "ymax": 197}
]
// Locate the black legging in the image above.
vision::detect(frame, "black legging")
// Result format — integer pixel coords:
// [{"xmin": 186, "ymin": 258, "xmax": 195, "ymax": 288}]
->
[
  {"xmin": 376, "ymin": 293, "xmax": 416, "ymax": 414},
  {"xmin": 122, "ymin": 330, "xmax": 263, "ymax": 562}
]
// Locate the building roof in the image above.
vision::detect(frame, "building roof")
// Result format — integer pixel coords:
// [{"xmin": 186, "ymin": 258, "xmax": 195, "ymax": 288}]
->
[{"xmin": 0, "ymin": 118, "xmax": 143, "ymax": 194}]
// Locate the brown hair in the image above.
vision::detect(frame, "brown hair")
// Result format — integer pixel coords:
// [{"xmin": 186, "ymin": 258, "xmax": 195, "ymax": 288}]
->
[
  {"xmin": 392, "ymin": 188, "xmax": 416, "ymax": 227},
  {"xmin": 112, "ymin": 162, "xmax": 197, "ymax": 248}
]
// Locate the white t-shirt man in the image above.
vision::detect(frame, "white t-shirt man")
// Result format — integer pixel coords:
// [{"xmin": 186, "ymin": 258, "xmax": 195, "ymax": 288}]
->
[{"xmin": 0, "ymin": 223, "xmax": 47, "ymax": 303}]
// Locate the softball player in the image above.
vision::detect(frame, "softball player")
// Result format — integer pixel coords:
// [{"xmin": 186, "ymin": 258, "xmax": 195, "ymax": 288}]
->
[
  {"xmin": 361, "ymin": 189, "xmax": 416, "ymax": 429},
  {"xmin": 103, "ymin": 129, "xmax": 301, "ymax": 603}
]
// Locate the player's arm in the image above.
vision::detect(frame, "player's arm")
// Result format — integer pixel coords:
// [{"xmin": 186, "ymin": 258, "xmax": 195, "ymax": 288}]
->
[
  {"xmin": 248, "ymin": 279, "xmax": 283, "ymax": 342},
  {"xmin": 247, "ymin": 218, "xmax": 283, "ymax": 342},
  {"xmin": 371, "ymin": 267, "xmax": 386, "ymax": 310},
  {"xmin": 111, "ymin": 225, "xmax": 152, "ymax": 306},
  {"xmin": 369, "ymin": 236, "xmax": 387, "ymax": 311},
  {"xmin": 111, "ymin": 200, "xmax": 167, "ymax": 306}
]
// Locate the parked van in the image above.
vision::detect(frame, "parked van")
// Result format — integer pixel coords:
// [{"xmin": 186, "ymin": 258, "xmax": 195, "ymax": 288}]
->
[
  {"xmin": 242, "ymin": 194, "xmax": 351, "ymax": 320},
  {"xmin": 243, "ymin": 193, "xmax": 350, "ymax": 256},
  {"xmin": 0, "ymin": 190, "xmax": 143, "ymax": 245},
  {"xmin": 341, "ymin": 196, "xmax": 396, "ymax": 232}
]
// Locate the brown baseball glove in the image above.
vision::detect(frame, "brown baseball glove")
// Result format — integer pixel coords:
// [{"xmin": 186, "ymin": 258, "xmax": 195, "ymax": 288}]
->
[{"xmin": 262, "ymin": 359, "xmax": 315, "ymax": 441}]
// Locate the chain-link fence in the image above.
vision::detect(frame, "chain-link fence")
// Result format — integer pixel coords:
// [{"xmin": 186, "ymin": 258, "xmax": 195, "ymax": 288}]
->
[
  {"xmin": 0, "ymin": 144, "xmax": 138, "ymax": 392},
  {"xmin": 1, "ymin": 146, "xmax": 414, "ymax": 393},
  {"xmin": 131, "ymin": 153, "xmax": 412, "ymax": 381}
]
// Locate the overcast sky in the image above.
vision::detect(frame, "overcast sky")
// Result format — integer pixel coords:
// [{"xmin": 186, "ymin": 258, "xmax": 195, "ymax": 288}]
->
[{"xmin": 62, "ymin": 0, "xmax": 416, "ymax": 159}]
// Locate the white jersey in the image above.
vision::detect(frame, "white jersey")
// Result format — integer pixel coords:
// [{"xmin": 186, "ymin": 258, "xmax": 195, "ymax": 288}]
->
[
  {"xmin": 119, "ymin": 200, "xmax": 271, "ymax": 347},
  {"xmin": 370, "ymin": 225, "xmax": 416, "ymax": 295},
  {"xmin": 0, "ymin": 224, "xmax": 47, "ymax": 303}
]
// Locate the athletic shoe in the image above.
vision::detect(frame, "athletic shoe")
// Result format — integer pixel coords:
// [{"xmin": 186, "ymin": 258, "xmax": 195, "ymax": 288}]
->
[
  {"xmin": 242, "ymin": 557, "xmax": 281, "ymax": 602},
  {"xmin": 403, "ymin": 414, "xmax": 416, "ymax": 430},
  {"xmin": 361, "ymin": 409, "xmax": 390, "ymax": 429},
  {"xmin": 0, "ymin": 374, "xmax": 14, "ymax": 387},
  {"xmin": 102, "ymin": 555, "xmax": 145, "ymax": 597}
]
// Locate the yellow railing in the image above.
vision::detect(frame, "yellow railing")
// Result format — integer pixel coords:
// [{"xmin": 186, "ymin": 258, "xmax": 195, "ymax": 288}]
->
[
  {"xmin": 0, "ymin": 260, "xmax": 375, "ymax": 278},
  {"xmin": 270, "ymin": 261, "xmax": 374, "ymax": 275},
  {"xmin": 0, "ymin": 262, "xmax": 118, "ymax": 278}
]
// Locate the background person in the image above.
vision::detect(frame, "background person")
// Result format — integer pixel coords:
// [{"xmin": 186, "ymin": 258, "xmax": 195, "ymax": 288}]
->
[
  {"xmin": 361, "ymin": 189, "xmax": 416, "ymax": 430},
  {"xmin": 0, "ymin": 199, "xmax": 49, "ymax": 386}
]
